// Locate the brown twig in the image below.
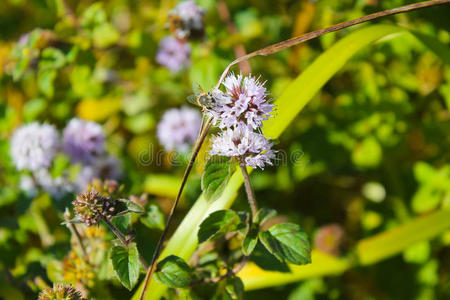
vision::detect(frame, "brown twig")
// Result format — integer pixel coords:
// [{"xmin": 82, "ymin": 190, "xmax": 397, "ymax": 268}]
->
[
  {"xmin": 190, "ymin": 256, "xmax": 249, "ymax": 286},
  {"xmin": 101, "ymin": 215, "xmax": 149, "ymax": 270},
  {"xmin": 240, "ymin": 164, "xmax": 258, "ymax": 220},
  {"xmin": 215, "ymin": 0, "xmax": 450, "ymax": 88},
  {"xmin": 217, "ymin": 1, "xmax": 251, "ymax": 74},
  {"xmin": 139, "ymin": 117, "xmax": 213, "ymax": 300}
]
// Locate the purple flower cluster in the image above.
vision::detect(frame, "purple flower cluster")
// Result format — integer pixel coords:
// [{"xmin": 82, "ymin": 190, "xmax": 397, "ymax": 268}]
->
[
  {"xmin": 156, "ymin": 37, "xmax": 191, "ymax": 73},
  {"xmin": 214, "ymin": 74, "xmax": 274, "ymax": 130},
  {"xmin": 157, "ymin": 106, "xmax": 202, "ymax": 152},
  {"xmin": 10, "ymin": 118, "xmax": 121, "ymax": 198},
  {"xmin": 168, "ymin": 0, "xmax": 205, "ymax": 40},
  {"xmin": 208, "ymin": 74, "xmax": 276, "ymax": 169},
  {"xmin": 210, "ymin": 124, "xmax": 275, "ymax": 169},
  {"xmin": 63, "ymin": 118, "xmax": 105, "ymax": 164}
]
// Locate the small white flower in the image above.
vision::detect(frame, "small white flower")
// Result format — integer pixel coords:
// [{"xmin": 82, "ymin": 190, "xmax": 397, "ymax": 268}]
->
[
  {"xmin": 213, "ymin": 73, "xmax": 274, "ymax": 130},
  {"xmin": 157, "ymin": 106, "xmax": 202, "ymax": 152},
  {"xmin": 210, "ymin": 124, "xmax": 275, "ymax": 169},
  {"xmin": 10, "ymin": 122, "xmax": 59, "ymax": 171}
]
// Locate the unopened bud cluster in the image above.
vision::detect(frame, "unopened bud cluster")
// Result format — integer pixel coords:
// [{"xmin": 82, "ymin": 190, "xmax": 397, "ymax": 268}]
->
[{"xmin": 72, "ymin": 189, "xmax": 116, "ymax": 226}]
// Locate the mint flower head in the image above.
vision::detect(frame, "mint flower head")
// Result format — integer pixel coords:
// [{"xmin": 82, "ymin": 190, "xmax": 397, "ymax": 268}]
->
[
  {"xmin": 210, "ymin": 124, "xmax": 275, "ymax": 169},
  {"xmin": 10, "ymin": 122, "xmax": 59, "ymax": 171},
  {"xmin": 156, "ymin": 36, "xmax": 191, "ymax": 73},
  {"xmin": 157, "ymin": 106, "xmax": 202, "ymax": 152},
  {"xmin": 72, "ymin": 189, "xmax": 116, "ymax": 226},
  {"xmin": 62, "ymin": 118, "xmax": 105, "ymax": 165},
  {"xmin": 168, "ymin": 0, "xmax": 205, "ymax": 40},
  {"xmin": 213, "ymin": 73, "xmax": 274, "ymax": 130}
]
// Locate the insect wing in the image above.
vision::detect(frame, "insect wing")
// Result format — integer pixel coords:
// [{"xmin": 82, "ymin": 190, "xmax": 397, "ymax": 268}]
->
[
  {"xmin": 186, "ymin": 94, "xmax": 199, "ymax": 106},
  {"xmin": 192, "ymin": 82, "xmax": 204, "ymax": 95}
]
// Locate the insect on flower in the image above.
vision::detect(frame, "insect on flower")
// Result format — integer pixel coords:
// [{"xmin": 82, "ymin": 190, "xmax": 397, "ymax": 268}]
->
[{"xmin": 186, "ymin": 83, "xmax": 218, "ymax": 111}]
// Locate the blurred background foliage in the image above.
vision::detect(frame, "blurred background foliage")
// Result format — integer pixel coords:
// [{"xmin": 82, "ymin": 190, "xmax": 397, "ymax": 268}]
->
[{"xmin": 0, "ymin": 0, "xmax": 449, "ymax": 299}]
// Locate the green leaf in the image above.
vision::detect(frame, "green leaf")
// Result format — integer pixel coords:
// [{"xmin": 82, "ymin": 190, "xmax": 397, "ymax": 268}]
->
[
  {"xmin": 117, "ymin": 198, "xmax": 145, "ymax": 215},
  {"xmin": 242, "ymin": 224, "xmax": 258, "ymax": 256},
  {"xmin": 259, "ymin": 223, "xmax": 311, "ymax": 265},
  {"xmin": 409, "ymin": 30, "xmax": 450, "ymax": 65},
  {"xmin": 351, "ymin": 136, "xmax": 382, "ymax": 168},
  {"xmin": 93, "ymin": 23, "xmax": 120, "ymax": 48},
  {"xmin": 38, "ymin": 47, "xmax": 66, "ymax": 70},
  {"xmin": 198, "ymin": 210, "xmax": 241, "ymax": 243},
  {"xmin": 155, "ymin": 255, "xmax": 192, "ymax": 288},
  {"xmin": 111, "ymin": 243, "xmax": 140, "ymax": 290},
  {"xmin": 38, "ymin": 69, "xmax": 57, "ymax": 98},
  {"xmin": 255, "ymin": 208, "xmax": 277, "ymax": 225},
  {"xmin": 201, "ymin": 156, "xmax": 233, "ymax": 202},
  {"xmin": 141, "ymin": 204, "xmax": 165, "ymax": 230},
  {"xmin": 224, "ymin": 276, "xmax": 244, "ymax": 300},
  {"xmin": 111, "ymin": 214, "xmax": 131, "ymax": 234}
]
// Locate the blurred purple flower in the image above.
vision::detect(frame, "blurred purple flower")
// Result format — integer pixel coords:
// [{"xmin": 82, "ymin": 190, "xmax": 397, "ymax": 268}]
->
[
  {"xmin": 213, "ymin": 73, "xmax": 274, "ymax": 130},
  {"xmin": 10, "ymin": 122, "xmax": 59, "ymax": 171},
  {"xmin": 62, "ymin": 118, "xmax": 105, "ymax": 165},
  {"xmin": 209, "ymin": 124, "xmax": 275, "ymax": 169},
  {"xmin": 75, "ymin": 155, "xmax": 122, "ymax": 192},
  {"xmin": 168, "ymin": 0, "xmax": 205, "ymax": 39},
  {"xmin": 156, "ymin": 36, "xmax": 191, "ymax": 73},
  {"xmin": 157, "ymin": 106, "xmax": 202, "ymax": 152}
]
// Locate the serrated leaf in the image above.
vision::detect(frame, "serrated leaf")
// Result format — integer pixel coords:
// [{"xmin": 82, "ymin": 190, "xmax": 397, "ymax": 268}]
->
[
  {"xmin": 111, "ymin": 243, "xmax": 140, "ymax": 290},
  {"xmin": 198, "ymin": 210, "xmax": 241, "ymax": 243},
  {"xmin": 259, "ymin": 223, "xmax": 311, "ymax": 265},
  {"xmin": 242, "ymin": 224, "xmax": 258, "ymax": 256},
  {"xmin": 117, "ymin": 198, "xmax": 145, "ymax": 214},
  {"xmin": 111, "ymin": 214, "xmax": 131, "ymax": 234},
  {"xmin": 201, "ymin": 156, "xmax": 232, "ymax": 201},
  {"xmin": 155, "ymin": 255, "xmax": 192, "ymax": 288},
  {"xmin": 141, "ymin": 204, "xmax": 165, "ymax": 230},
  {"xmin": 255, "ymin": 208, "xmax": 277, "ymax": 225}
]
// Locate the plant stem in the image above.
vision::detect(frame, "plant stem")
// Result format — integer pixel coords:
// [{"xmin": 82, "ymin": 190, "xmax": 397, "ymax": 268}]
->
[
  {"xmin": 215, "ymin": 0, "xmax": 450, "ymax": 88},
  {"xmin": 139, "ymin": 118, "xmax": 213, "ymax": 300},
  {"xmin": 101, "ymin": 215, "xmax": 149, "ymax": 270},
  {"xmin": 64, "ymin": 210, "xmax": 89, "ymax": 263},
  {"xmin": 240, "ymin": 164, "xmax": 257, "ymax": 220},
  {"xmin": 70, "ymin": 223, "xmax": 89, "ymax": 260}
]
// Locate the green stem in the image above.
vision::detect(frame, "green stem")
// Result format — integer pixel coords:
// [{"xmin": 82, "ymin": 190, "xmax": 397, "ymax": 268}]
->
[
  {"xmin": 240, "ymin": 164, "xmax": 258, "ymax": 220},
  {"xmin": 139, "ymin": 118, "xmax": 212, "ymax": 300}
]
